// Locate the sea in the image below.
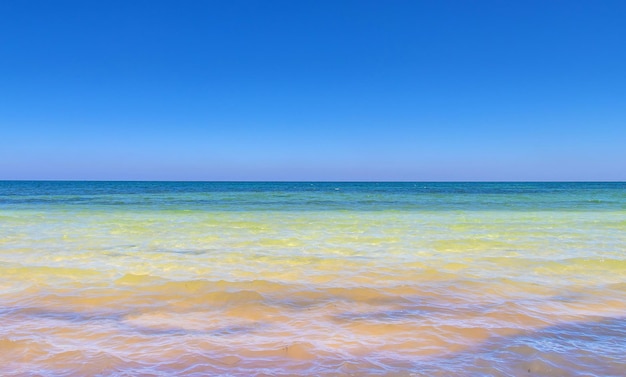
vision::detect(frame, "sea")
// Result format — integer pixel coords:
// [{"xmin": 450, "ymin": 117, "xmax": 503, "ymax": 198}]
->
[{"xmin": 0, "ymin": 181, "xmax": 624, "ymax": 376}]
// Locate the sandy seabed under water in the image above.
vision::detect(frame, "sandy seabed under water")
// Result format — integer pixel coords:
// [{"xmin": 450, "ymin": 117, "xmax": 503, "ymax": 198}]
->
[{"xmin": 1, "ymin": 182, "xmax": 625, "ymax": 376}]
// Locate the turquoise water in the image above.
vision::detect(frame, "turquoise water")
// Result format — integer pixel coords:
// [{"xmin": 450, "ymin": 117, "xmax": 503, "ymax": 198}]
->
[{"xmin": 1, "ymin": 182, "xmax": 625, "ymax": 376}]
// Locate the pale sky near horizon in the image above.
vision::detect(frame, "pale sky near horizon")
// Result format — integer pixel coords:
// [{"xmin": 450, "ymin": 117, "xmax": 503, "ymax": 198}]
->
[{"xmin": 1, "ymin": 0, "xmax": 625, "ymax": 181}]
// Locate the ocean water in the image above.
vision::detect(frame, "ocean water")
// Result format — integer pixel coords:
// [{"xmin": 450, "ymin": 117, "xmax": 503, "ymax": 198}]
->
[{"xmin": 0, "ymin": 181, "xmax": 625, "ymax": 376}]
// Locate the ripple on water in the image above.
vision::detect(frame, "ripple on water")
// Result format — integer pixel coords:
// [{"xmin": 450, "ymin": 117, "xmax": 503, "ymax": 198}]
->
[{"xmin": 1, "ymin": 182, "xmax": 626, "ymax": 375}]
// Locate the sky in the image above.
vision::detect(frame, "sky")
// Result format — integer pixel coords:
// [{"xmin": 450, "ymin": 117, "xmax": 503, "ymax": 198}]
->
[{"xmin": 1, "ymin": 0, "xmax": 625, "ymax": 181}]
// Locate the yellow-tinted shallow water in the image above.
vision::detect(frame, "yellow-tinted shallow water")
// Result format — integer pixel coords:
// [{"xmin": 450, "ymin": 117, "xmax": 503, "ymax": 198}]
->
[{"xmin": 1, "ymin": 182, "xmax": 625, "ymax": 376}]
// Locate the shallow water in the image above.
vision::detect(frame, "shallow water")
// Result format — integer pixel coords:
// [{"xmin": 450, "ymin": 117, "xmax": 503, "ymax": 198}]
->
[{"xmin": 1, "ymin": 182, "xmax": 625, "ymax": 376}]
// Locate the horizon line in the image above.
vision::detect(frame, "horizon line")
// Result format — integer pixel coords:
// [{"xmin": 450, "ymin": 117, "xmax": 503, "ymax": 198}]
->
[{"xmin": 1, "ymin": 179, "xmax": 625, "ymax": 183}]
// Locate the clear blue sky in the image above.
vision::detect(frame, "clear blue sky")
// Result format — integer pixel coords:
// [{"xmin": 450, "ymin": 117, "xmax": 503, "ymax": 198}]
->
[{"xmin": 1, "ymin": 0, "xmax": 624, "ymax": 181}]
